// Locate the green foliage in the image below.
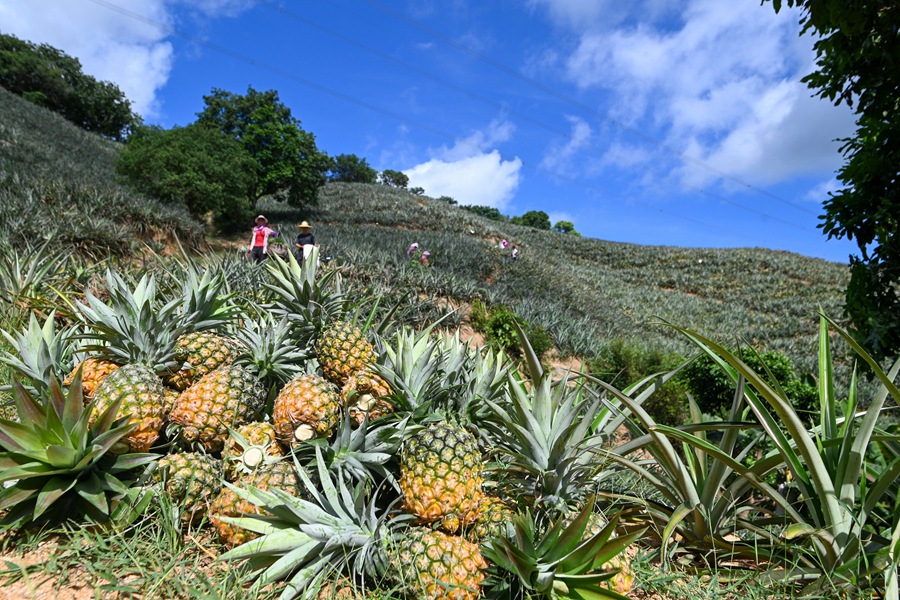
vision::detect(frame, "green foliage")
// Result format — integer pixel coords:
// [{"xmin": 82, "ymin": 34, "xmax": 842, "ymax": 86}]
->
[
  {"xmin": 197, "ymin": 86, "xmax": 330, "ymax": 208},
  {"xmin": 436, "ymin": 195, "xmax": 457, "ymax": 205},
  {"xmin": 378, "ymin": 169, "xmax": 408, "ymax": 188},
  {"xmin": 409, "ymin": 186, "xmax": 425, "ymax": 195},
  {"xmin": 470, "ymin": 300, "xmax": 552, "ymax": 359},
  {"xmin": 115, "ymin": 124, "xmax": 257, "ymax": 223},
  {"xmin": 461, "ymin": 204, "xmax": 506, "ymax": 221},
  {"xmin": 328, "ymin": 153, "xmax": 378, "ymax": 183},
  {"xmin": 0, "ymin": 33, "xmax": 138, "ymax": 140},
  {"xmin": 680, "ymin": 346, "xmax": 817, "ymax": 421},
  {"xmin": 587, "ymin": 340, "xmax": 689, "ymax": 426},
  {"xmin": 553, "ymin": 220, "xmax": 580, "ymax": 235},
  {"xmin": 766, "ymin": 1, "xmax": 900, "ymax": 361},
  {"xmin": 511, "ymin": 210, "xmax": 551, "ymax": 230}
]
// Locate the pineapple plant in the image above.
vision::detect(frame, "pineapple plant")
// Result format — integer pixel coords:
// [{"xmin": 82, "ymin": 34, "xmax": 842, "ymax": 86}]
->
[
  {"xmin": 273, "ymin": 374, "xmax": 342, "ymax": 444},
  {"xmin": 464, "ymin": 495, "xmax": 516, "ymax": 544},
  {"xmin": 0, "ymin": 311, "xmax": 76, "ymax": 396},
  {"xmin": 0, "ymin": 372, "xmax": 157, "ymax": 527},
  {"xmin": 398, "ymin": 420, "xmax": 484, "ymax": 533},
  {"xmin": 153, "ymin": 451, "xmax": 223, "ymax": 526}
]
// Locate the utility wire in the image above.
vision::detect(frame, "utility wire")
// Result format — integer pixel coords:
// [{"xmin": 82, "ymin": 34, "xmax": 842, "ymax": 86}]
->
[
  {"xmin": 81, "ymin": 0, "xmax": 812, "ymax": 234},
  {"xmin": 359, "ymin": 0, "xmax": 818, "ymax": 217}
]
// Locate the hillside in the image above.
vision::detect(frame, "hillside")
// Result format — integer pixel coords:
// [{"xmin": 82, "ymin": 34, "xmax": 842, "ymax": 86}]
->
[
  {"xmin": 0, "ymin": 86, "xmax": 202, "ymax": 254},
  {"xmin": 256, "ymin": 183, "xmax": 849, "ymax": 374},
  {"xmin": 1, "ymin": 83, "xmax": 849, "ymax": 374}
]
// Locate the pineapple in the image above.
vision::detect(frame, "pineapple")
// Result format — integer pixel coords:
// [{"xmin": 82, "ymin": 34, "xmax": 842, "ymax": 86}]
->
[
  {"xmin": 222, "ymin": 421, "xmax": 284, "ymax": 482},
  {"xmin": 167, "ymin": 365, "xmax": 266, "ymax": 453},
  {"xmin": 316, "ymin": 320, "xmax": 374, "ymax": 386},
  {"xmin": 464, "ymin": 495, "xmax": 516, "ymax": 544},
  {"xmin": 154, "ymin": 452, "xmax": 223, "ymax": 526},
  {"xmin": 341, "ymin": 370, "xmax": 393, "ymax": 425},
  {"xmin": 273, "ymin": 374, "xmax": 341, "ymax": 444},
  {"xmin": 93, "ymin": 364, "xmax": 166, "ymax": 452},
  {"xmin": 399, "ymin": 421, "xmax": 484, "ymax": 533},
  {"xmin": 210, "ymin": 458, "xmax": 302, "ymax": 547},
  {"xmin": 392, "ymin": 527, "xmax": 488, "ymax": 600},
  {"xmin": 217, "ymin": 450, "xmax": 488, "ymax": 600},
  {"xmin": 64, "ymin": 356, "xmax": 119, "ymax": 398},
  {"xmin": 166, "ymin": 331, "xmax": 238, "ymax": 391}
]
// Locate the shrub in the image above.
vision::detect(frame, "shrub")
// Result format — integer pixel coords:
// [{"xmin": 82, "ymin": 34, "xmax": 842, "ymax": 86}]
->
[
  {"xmin": 680, "ymin": 347, "xmax": 818, "ymax": 421},
  {"xmin": 470, "ymin": 300, "xmax": 553, "ymax": 359}
]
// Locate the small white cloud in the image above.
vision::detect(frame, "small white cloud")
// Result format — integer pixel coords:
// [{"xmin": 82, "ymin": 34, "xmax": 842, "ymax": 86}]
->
[
  {"xmin": 540, "ymin": 115, "xmax": 592, "ymax": 174},
  {"xmin": 405, "ymin": 151, "xmax": 523, "ymax": 208},
  {"xmin": 434, "ymin": 117, "xmax": 516, "ymax": 162},
  {"xmin": 805, "ymin": 178, "xmax": 842, "ymax": 203}
]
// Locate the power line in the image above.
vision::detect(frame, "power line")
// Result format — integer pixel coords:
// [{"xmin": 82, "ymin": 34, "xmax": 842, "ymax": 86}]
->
[
  {"xmin": 80, "ymin": 0, "xmax": 812, "ymax": 235},
  {"xmin": 359, "ymin": 0, "xmax": 819, "ymax": 217}
]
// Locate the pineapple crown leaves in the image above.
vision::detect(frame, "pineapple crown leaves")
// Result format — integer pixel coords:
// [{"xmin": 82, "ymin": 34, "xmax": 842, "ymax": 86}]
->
[
  {"xmin": 0, "ymin": 240, "xmax": 68, "ymax": 306},
  {"xmin": 0, "ymin": 372, "xmax": 157, "ymax": 528},
  {"xmin": 0, "ymin": 311, "xmax": 75, "ymax": 394},
  {"xmin": 223, "ymin": 424, "xmax": 283, "ymax": 477},
  {"xmin": 76, "ymin": 270, "xmax": 192, "ymax": 373},
  {"xmin": 264, "ymin": 250, "xmax": 350, "ymax": 341},
  {"xmin": 173, "ymin": 267, "xmax": 241, "ymax": 332},
  {"xmin": 371, "ymin": 326, "xmax": 452, "ymax": 416},
  {"xmin": 232, "ymin": 312, "xmax": 307, "ymax": 386},
  {"xmin": 217, "ymin": 447, "xmax": 403, "ymax": 599},
  {"xmin": 297, "ymin": 412, "xmax": 404, "ymax": 489},
  {"xmin": 486, "ymin": 365, "xmax": 607, "ymax": 511},
  {"xmin": 482, "ymin": 498, "xmax": 645, "ymax": 600}
]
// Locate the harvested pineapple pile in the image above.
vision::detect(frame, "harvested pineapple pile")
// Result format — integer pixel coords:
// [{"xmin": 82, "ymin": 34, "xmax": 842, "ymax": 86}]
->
[{"xmin": 0, "ymin": 249, "xmax": 639, "ymax": 600}]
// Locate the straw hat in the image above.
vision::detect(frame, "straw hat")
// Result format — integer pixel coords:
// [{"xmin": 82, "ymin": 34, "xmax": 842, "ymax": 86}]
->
[
  {"xmin": 255, "ymin": 215, "xmax": 268, "ymax": 224},
  {"xmin": 296, "ymin": 221, "xmax": 312, "ymax": 230}
]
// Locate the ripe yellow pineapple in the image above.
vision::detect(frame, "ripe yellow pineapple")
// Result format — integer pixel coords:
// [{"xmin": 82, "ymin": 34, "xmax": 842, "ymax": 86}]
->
[
  {"xmin": 166, "ymin": 332, "xmax": 238, "ymax": 391},
  {"xmin": 315, "ymin": 321, "xmax": 375, "ymax": 386},
  {"xmin": 273, "ymin": 374, "xmax": 341, "ymax": 444},
  {"xmin": 154, "ymin": 451, "xmax": 223, "ymax": 526},
  {"xmin": 210, "ymin": 459, "xmax": 301, "ymax": 547},
  {"xmin": 167, "ymin": 365, "xmax": 266, "ymax": 453},
  {"xmin": 64, "ymin": 357, "xmax": 119, "ymax": 399},
  {"xmin": 392, "ymin": 528, "xmax": 488, "ymax": 600},
  {"xmin": 92, "ymin": 364, "xmax": 166, "ymax": 452},
  {"xmin": 399, "ymin": 421, "xmax": 484, "ymax": 532},
  {"xmin": 341, "ymin": 370, "xmax": 393, "ymax": 425}
]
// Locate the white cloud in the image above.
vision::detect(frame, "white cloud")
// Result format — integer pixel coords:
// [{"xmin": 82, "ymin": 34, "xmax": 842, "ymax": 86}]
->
[
  {"xmin": 540, "ymin": 115, "xmax": 592, "ymax": 174},
  {"xmin": 433, "ymin": 117, "xmax": 516, "ymax": 162},
  {"xmin": 548, "ymin": 0, "xmax": 855, "ymax": 189},
  {"xmin": 0, "ymin": 0, "xmax": 253, "ymax": 118},
  {"xmin": 405, "ymin": 151, "xmax": 523, "ymax": 208}
]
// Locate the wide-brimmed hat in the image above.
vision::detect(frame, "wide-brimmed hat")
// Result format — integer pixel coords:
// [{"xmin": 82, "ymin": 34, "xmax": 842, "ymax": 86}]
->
[
  {"xmin": 296, "ymin": 221, "xmax": 312, "ymax": 230},
  {"xmin": 255, "ymin": 215, "xmax": 268, "ymax": 223}
]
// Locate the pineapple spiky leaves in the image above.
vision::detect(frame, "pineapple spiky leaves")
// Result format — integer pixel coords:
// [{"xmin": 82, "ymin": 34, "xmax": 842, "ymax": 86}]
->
[{"xmin": 0, "ymin": 372, "xmax": 157, "ymax": 528}]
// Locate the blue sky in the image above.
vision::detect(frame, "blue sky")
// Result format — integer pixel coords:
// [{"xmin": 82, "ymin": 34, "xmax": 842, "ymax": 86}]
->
[{"xmin": 0, "ymin": 0, "xmax": 861, "ymax": 263}]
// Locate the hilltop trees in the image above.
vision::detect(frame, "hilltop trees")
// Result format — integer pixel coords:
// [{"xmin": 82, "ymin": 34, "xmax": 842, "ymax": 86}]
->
[
  {"xmin": 329, "ymin": 154, "xmax": 378, "ymax": 183},
  {"xmin": 512, "ymin": 210, "xmax": 551, "ymax": 230},
  {"xmin": 765, "ymin": 1, "xmax": 900, "ymax": 360},
  {"xmin": 379, "ymin": 169, "xmax": 409, "ymax": 189},
  {"xmin": 115, "ymin": 124, "xmax": 256, "ymax": 231},
  {"xmin": 0, "ymin": 33, "xmax": 138, "ymax": 140},
  {"xmin": 197, "ymin": 87, "xmax": 331, "ymax": 209}
]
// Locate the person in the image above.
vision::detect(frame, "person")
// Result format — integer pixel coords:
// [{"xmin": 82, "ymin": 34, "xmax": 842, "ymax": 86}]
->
[
  {"xmin": 294, "ymin": 221, "xmax": 318, "ymax": 260},
  {"xmin": 511, "ymin": 246, "xmax": 519, "ymax": 260},
  {"xmin": 248, "ymin": 215, "xmax": 278, "ymax": 263}
]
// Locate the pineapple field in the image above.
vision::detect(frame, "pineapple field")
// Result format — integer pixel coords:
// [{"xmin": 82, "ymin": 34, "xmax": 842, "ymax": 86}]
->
[{"xmin": 2, "ymin": 87, "xmax": 898, "ymax": 600}]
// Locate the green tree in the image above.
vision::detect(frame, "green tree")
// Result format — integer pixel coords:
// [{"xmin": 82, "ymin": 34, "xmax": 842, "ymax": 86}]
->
[
  {"xmin": 115, "ymin": 124, "xmax": 257, "ymax": 232},
  {"xmin": 0, "ymin": 33, "xmax": 138, "ymax": 140},
  {"xmin": 437, "ymin": 196, "xmax": 457, "ymax": 205},
  {"xmin": 196, "ymin": 86, "xmax": 331, "ymax": 209},
  {"xmin": 553, "ymin": 220, "xmax": 580, "ymax": 235},
  {"xmin": 379, "ymin": 169, "xmax": 409, "ymax": 188},
  {"xmin": 461, "ymin": 205, "xmax": 506, "ymax": 221},
  {"xmin": 329, "ymin": 154, "xmax": 378, "ymax": 183},
  {"xmin": 765, "ymin": 1, "xmax": 900, "ymax": 360},
  {"xmin": 512, "ymin": 210, "xmax": 551, "ymax": 230}
]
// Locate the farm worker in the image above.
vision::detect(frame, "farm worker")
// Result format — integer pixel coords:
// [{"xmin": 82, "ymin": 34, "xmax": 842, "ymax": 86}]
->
[
  {"xmin": 294, "ymin": 221, "xmax": 318, "ymax": 260},
  {"xmin": 248, "ymin": 215, "xmax": 278, "ymax": 263},
  {"xmin": 511, "ymin": 246, "xmax": 519, "ymax": 260}
]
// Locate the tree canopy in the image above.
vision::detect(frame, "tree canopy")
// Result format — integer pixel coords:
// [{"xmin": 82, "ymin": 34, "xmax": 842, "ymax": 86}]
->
[
  {"xmin": 379, "ymin": 169, "xmax": 409, "ymax": 189},
  {"xmin": 196, "ymin": 87, "xmax": 331, "ymax": 209},
  {"xmin": 553, "ymin": 220, "xmax": 580, "ymax": 235},
  {"xmin": 461, "ymin": 205, "xmax": 506, "ymax": 221},
  {"xmin": 766, "ymin": 1, "xmax": 900, "ymax": 359},
  {"xmin": 512, "ymin": 210, "xmax": 551, "ymax": 230},
  {"xmin": 329, "ymin": 154, "xmax": 378, "ymax": 183},
  {"xmin": 115, "ymin": 124, "xmax": 257, "ymax": 232},
  {"xmin": 0, "ymin": 33, "xmax": 138, "ymax": 140}
]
